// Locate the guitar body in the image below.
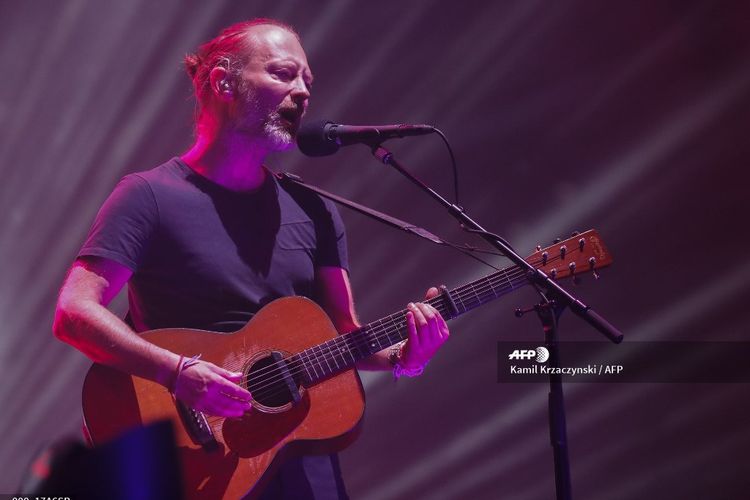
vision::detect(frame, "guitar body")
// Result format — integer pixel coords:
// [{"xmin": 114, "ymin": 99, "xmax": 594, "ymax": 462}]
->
[{"xmin": 82, "ymin": 296, "xmax": 365, "ymax": 500}]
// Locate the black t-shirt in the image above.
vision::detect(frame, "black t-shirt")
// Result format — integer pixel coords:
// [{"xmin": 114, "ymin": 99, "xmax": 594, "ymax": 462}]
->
[
  {"xmin": 79, "ymin": 157, "xmax": 348, "ymax": 333},
  {"xmin": 78, "ymin": 157, "xmax": 351, "ymax": 499}
]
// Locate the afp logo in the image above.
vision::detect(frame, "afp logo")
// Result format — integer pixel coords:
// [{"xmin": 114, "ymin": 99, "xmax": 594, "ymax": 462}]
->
[{"xmin": 508, "ymin": 346, "xmax": 549, "ymax": 363}]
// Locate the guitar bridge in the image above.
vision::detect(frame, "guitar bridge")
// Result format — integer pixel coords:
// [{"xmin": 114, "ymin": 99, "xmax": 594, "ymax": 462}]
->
[{"xmin": 176, "ymin": 399, "xmax": 218, "ymax": 451}]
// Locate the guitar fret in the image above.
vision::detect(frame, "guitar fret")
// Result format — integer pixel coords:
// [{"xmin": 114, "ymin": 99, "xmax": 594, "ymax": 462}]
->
[
  {"xmin": 386, "ymin": 321, "xmax": 401, "ymax": 345},
  {"xmin": 303, "ymin": 349, "xmax": 319, "ymax": 381},
  {"xmin": 325, "ymin": 340, "xmax": 340, "ymax": 370},
  {"xmin": 384, "ymin": 315, "xmax": 404, "ymax": 345},
  {"xmin": 455, "ymin": 290, "xmax": 467, "ymax": 314},
  {"xmin": 343, "ymin": 340, "xmax": 356, "ymax": 364},
  {"xmin": 332, "ymin": 337, "xmax": 354, "ymax": 366},
  {"xmin": 321, "ymin": 344, "xmax": 333, "ymax": 373},
  {"xmin": 313, "ymin": 344, "xmax": 328, "ymax": 376},
  {"xmin": 468, "ymin": 283, "xmax": 481, "ymax": 310},
  {"xmin": 329, "ymin": 341, "xmax": 340, "ymax": 370},
  {"xmin": 501, "ymin": 268, "xmax": 515, "ymax": 293},
  {"xmin": 486, "ymin": 275, "xmax": 498, "ymax": 299},
  {"xmin": 368, "ymin": 326, "xmax": 382, "ymax": 353},
  {"xmin": 300, "ymin": 352, "xmax": 312, "ymax": 382}
]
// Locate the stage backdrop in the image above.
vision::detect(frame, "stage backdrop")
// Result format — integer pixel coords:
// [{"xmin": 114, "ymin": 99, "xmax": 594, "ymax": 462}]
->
[{"xmin": 1, "ymin": 1, "xmax": 748, "ymax": 498}]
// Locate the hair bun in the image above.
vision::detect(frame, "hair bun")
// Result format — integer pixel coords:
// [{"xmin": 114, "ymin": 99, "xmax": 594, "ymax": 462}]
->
[{"xmin": 183, "ymin": 53, "xmax": 201, "ymax": 79}]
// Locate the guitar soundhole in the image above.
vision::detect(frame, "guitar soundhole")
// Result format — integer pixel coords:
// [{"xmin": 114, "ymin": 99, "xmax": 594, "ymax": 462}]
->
[{"xmin": 246, "ymin": 352, "xmax": 302, "ymax": 410}]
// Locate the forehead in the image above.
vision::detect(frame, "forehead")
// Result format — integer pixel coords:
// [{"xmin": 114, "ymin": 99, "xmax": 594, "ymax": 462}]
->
[{"xmin": 243, "ymin": 25, "xmax": 309, "ymax": 69}]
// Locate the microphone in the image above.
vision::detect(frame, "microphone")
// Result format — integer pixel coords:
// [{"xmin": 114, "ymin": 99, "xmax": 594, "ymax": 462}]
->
[{"xmin": 297, "ymin": 119, "xmax": 435, "ymax": 157}]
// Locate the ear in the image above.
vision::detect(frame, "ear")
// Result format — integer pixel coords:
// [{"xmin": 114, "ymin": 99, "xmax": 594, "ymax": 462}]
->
[{"xmin": 209, "ymin": 66, "xmax": 233, "ymax": 100}]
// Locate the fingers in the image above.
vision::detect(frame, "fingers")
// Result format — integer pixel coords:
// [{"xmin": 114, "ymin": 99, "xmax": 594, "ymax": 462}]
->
[
  {"xmin": 175, "ymin": 361, "xmax": 253, "ymax": 418},
  {"xmin": 408, "ymin": 302, "xmax": 440, "ymax": 347},
  {"xmin": 424, "ymin": 286, "xmax": 440, "ymax": 300},
  {"xmin": 401, "ymin": 293, "xmax": 452, "ymax": 369},
  {"xmin": 406, "ymin": 305, "xmax": 420, "ymax": 350},
  {"xmin": 215, "ymin": 365, "xmax": 244, "ymax": 382}
]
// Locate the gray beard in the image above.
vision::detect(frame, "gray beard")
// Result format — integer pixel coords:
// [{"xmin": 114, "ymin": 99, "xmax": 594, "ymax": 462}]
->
[
  {"xmin": 237, "ymin": 84, "xmax": 295, "ymax": 152},
  {"xmin": 262, "ymin": 110, "xmax": 295, "ymax": 152}
]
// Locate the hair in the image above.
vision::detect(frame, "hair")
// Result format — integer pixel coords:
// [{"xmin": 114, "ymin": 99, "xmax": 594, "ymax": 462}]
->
[{"xmin": 184, "ymin": 18, "xmax": 300, "ymax": 114}]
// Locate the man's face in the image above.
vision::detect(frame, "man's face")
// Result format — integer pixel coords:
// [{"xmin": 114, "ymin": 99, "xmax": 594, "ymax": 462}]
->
[{"xmin": 234, "ymin": 25, "xmax": 313, "ymax": 151}]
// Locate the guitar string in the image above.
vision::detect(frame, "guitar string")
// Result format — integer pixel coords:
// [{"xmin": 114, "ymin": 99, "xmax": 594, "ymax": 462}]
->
[
  {"xmin": 213, "ymin": 261, "xmax": 533, "ymax": 389},
  {"xmin": 236, "ymin": 245, "xmax": 563, "ymax": 387},
  {"xmin": 203, "ymin": 248, "xmax": 584, "ymax": 420},
  {"xmin": 200, "ymin": 248, "xmax": 588, "ymax": 415},
  {"xmin": 202, "ymin": 271, "xmax": 537, "ymax": 425},
  {"xmin": 202, "ymin": 268, "xmax": 574, "ymax": 426},
  {"xmin": 201, "ymin": 250, "xmax": 588, "ymax": 419}
]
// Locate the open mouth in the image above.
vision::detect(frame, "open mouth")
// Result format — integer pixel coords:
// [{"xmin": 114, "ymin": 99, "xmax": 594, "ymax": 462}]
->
[{"xmin": 278, "ymin": 108, "xmax": 301, "ymax": 126}]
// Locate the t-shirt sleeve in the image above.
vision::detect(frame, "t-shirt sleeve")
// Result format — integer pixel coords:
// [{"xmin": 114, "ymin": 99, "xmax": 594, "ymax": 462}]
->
[{"xmin": 78, "ymin": 174, "xmax": 158, "ymax": 271}]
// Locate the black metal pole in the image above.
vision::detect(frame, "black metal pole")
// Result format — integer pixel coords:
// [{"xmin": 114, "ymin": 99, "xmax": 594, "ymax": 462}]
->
[{"xmin": 537, "ymin": 299, "xmax": 573, "ymax": 500}]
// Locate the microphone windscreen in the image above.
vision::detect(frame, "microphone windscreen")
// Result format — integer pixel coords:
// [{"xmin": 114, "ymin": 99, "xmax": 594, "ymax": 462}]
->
[{"xmin": 296, "ymin": 119, "xmax": 339, "ymax": 157}]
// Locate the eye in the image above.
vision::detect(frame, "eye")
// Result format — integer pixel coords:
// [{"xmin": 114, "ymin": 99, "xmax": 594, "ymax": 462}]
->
[{"xmin": 273, "ymin": 68, "xmax": 294, "ymax": 81}]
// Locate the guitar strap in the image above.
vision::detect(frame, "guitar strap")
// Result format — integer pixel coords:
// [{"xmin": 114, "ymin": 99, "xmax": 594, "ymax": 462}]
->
[{"xmin": 276, "ymin": 172, "xmax": 446, "ymax": 246}]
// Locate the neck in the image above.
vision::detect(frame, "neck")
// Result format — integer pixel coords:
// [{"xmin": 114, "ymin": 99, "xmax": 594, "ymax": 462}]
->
[{"xmin": 181, "ymin": 118, "xmax": 270, "ymax": 192}]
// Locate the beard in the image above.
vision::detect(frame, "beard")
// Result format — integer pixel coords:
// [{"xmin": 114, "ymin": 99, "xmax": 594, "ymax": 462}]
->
[
  {"xmin": 235, "ymin": 83, "xmax": 297, "ymax": 152},
  {"xmin": 261, "ymin": 109, "xmax": 295, "ymax": 152}
]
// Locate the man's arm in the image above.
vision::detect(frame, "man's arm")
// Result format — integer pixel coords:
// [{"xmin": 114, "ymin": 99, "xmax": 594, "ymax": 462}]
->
[
  {"xmin": 314, "ymin": 266, "xmax": 449, "ymax": 371},
  {"xmin": 53, "ymin": 256, "xmax": 252, "ymax": 417}
]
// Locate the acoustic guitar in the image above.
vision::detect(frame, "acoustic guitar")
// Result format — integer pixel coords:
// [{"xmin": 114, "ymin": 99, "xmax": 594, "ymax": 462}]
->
[{"xmin": 82, "ymin": 229, "xmax": 612, "ymax": 499}]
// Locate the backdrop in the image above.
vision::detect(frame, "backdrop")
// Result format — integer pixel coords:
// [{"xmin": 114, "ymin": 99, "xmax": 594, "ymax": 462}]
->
[{"xmin": 1, "ymin": 1, "xmax": 749, "ymax": 498}]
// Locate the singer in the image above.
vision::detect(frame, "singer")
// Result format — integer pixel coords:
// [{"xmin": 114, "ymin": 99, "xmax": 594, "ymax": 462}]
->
[{"xmin": 52, "ymin": 18, "xmax": 448, "ymax": 499}]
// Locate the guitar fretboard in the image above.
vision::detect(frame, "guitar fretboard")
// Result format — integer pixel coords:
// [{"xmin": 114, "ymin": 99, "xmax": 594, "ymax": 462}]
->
[{"xmin": 291, "ymin": 265, "xmax": 525, "ymax": 385}]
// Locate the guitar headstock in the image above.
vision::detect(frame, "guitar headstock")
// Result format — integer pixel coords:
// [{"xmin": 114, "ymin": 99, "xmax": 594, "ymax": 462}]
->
[{"xmin": 525, "ymin": 229, "xmax": 613, "ymax": 280}]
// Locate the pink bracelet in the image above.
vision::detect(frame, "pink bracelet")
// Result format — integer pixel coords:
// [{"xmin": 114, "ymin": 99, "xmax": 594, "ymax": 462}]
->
[
  {"xmin": 168, "ymin": 355, "xmax": 184, "ymax": 393},
  {"xmin": 389, "ymin": 342, "xmax": 427, "ymax": 380},
  {"xmin": 168, "ymin": 353, "xmax": 202, "ymax": 393}
]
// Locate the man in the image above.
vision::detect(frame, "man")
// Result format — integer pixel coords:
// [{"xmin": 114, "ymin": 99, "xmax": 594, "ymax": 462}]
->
[{"xmin": 53, "ymin": 18, "xmax": 448, "ymax": 499}]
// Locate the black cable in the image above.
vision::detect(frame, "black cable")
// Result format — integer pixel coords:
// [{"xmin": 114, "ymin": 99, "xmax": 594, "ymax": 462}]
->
[{"xmin": 432, "ymin": 127, "xmax": 460, "ymax": 205}]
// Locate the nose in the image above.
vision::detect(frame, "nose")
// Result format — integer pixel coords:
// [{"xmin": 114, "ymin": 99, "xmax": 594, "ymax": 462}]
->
[{"xmin": 290, "ymin": 77, "xmax": 310, "ymax": 106}]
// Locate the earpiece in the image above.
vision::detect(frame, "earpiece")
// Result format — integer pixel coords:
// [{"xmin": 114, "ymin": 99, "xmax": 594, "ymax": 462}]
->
[{"xmin": 220, "ymin": 80, "xmax": 231, "ymax": 92}]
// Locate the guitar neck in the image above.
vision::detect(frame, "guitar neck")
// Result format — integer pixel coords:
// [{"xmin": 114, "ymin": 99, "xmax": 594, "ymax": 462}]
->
[
  {"xmin": 293, "ymin": 228, "xmax": 611, "ymax": 385},
  {"xmin": 294, "ymin": 264, "xmax": 525, "ymax": 385}
]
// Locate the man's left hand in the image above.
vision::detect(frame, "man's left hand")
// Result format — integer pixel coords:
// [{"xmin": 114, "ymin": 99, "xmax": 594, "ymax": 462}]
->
[{"xmin": 399, "ymin": 287, "xmax": 450, "ymax": 369}]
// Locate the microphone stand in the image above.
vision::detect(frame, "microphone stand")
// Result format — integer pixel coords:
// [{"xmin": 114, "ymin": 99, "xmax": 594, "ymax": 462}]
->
[{"xmin": 368, "ymin": 143, "xmax": 623, "ymax": 500}]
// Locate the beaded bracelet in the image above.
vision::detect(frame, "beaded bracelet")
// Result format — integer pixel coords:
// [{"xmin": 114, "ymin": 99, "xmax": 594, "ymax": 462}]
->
[{"xmin": 389, "ymin": 341, "xmax": 427, "ymax": 380}]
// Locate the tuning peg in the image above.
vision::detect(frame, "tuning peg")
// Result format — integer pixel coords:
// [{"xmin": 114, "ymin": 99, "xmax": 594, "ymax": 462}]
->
[
  {"xmin": 560, "ymin": 245, "xmax": 567, "ymax": 259},
  {"xmin": 535, "ymin": 245, "xmax": 542, "ymax": 251},
  {"xmin": 550, "ymin": 268, "xmax": 558, "ymax": 279},
  {"xmin": 579, "ymin": 238, "xmax": 585, "ymax": 251},
  {"xmin": 542, "ymin": 251, "xmax": 548, "ymax": 265},
  {"xmin": 570, "ymin": 230, "xmax": 579, "ymax": 237},
  {"xmin": 588, "ymin": 256, "xmax": 600, "ymax": 279},
  {"xmin": 553, "ymin": 237, "xmax": 562, "ymax": 244}
]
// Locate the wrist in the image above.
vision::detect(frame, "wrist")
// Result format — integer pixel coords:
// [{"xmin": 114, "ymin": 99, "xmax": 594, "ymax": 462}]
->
[
  {"xmin": 389, "ymin": 341, "xmax": 427, "ymax": 380},
  {"xmin": 167, "ymin": 353, "xmax": 202, "ymax": 393}
]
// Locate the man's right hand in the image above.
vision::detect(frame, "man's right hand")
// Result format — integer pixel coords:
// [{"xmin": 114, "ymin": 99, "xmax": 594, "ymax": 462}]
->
[{"xmin": 173, "ymin": 360, "xmax": 253, "ymax": 418}]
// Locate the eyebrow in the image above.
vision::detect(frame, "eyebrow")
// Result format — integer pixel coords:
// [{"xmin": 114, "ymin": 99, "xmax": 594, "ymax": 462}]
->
[{"xmin": 268, "ymin": 59, "xmax": 314, "ymax": 84}]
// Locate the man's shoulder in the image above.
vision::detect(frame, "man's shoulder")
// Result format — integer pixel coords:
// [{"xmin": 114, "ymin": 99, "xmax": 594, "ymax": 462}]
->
[{"xmin": 127, "ymin": 157, "xmax": 188, "ymax": 186}]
